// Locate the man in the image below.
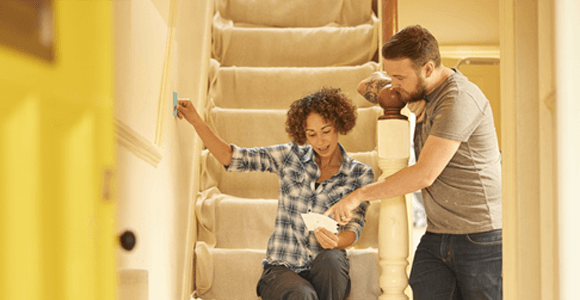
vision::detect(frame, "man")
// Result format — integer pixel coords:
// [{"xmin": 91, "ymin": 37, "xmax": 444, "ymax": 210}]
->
[{"xmin": 325, "ymin": 25, "xmax": 502, "ymax": 299}]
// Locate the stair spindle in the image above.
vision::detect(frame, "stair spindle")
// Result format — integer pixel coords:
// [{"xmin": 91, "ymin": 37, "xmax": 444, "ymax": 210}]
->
[{"xmin": 376, "ymin": 87, "xmax": 410, "ymax": 300}]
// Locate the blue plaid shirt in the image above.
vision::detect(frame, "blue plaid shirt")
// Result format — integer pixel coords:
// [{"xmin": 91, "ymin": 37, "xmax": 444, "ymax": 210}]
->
[{"xmin": 225, "ymin": 142, "xmax": 374, "ymax": 273}]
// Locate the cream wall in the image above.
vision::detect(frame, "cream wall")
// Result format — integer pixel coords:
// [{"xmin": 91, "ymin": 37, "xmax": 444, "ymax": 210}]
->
[
  {"xmin": 556, "ymin": 0, "xmax": 580, "ymax": 299},
  {"xmin": 114, "ymin": 0, "xmax": 209, "ymax": 299},
  {"xmin": 398, "ymin": 0, "xmax": 499, "ymax": 45}
]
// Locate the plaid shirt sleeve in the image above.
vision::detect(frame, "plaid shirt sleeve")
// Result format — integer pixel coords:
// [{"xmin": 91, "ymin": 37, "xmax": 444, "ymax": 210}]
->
[
  {"xmin": 224, "ymin": 144, "xmax": 288, "ymax": 174},
  {"xmin": 341, "ymin": 162, "xmax": 375, "ymax": 243}
]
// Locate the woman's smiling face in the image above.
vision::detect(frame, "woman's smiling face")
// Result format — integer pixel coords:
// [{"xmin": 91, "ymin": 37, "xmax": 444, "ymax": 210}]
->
[{"xmin": 305, "ymin": 112, "xmax": 339, "ymax": 159}]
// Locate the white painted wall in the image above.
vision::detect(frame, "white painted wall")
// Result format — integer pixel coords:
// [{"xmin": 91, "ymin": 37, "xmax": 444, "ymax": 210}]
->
[
  {"xmin": 556, "ymin": 0, "xmax": 580, "ymax": 299},
  {"xmin": 114, "ymin": 0, "xmax": 209, "ymax": 299},
  {"xmin": 115, "ymin": 0, "xmax": 169, "ymax": 142}
]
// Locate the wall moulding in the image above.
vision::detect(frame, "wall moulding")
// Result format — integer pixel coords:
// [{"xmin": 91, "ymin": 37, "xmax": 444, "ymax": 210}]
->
[
  {"xmin": 114, "ymin": 0, "xmax": 179, "ymax": 168},
  {"xmin": 153, "ymin": 0, "xmax": 178, "ymax": 154},
  {"xmin": 115, "ymin": 118, "xmax": 162, "ymax": 167}
]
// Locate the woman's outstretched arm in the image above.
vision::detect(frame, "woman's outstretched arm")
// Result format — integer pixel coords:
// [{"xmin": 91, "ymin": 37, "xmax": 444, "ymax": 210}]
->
[{"xmin": 176, "ymin": 99, "xmax": 233, "ymax": 166}]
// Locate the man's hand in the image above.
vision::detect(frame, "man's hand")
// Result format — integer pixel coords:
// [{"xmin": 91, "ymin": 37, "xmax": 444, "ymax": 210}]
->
[
  {"xmin": 323, "ymin": 191, "xmax": 362, "ymax": 225},
  {"xmin": 314, "ymin": 228, "xmax": 339, "ymax": 249},
  {"xmin": 407, "ymin": 100, "xmax": 426, "ymax": 123}
]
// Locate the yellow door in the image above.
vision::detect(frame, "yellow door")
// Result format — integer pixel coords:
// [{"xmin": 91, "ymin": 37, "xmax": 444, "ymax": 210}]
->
[{"xmin": 0, "ymin": 1, "xmax": 116, "ymax": 299}]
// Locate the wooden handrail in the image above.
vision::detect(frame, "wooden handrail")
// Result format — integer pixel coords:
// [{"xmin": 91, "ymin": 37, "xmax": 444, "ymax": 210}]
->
[{"xmin": 381, "ymin": 0, "xmax": 398, "ymax": 44}]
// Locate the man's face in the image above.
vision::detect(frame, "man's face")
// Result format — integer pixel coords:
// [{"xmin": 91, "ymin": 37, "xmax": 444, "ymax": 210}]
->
[{"xmin": 383, "ymin": 58, "xmax": 428, "ymax": 103}]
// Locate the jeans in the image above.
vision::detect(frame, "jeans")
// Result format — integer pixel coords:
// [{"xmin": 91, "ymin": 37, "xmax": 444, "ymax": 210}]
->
[
  {"xmin": 256, "ymin": 249, "xmax": 351, "ymax": 300},
  {"xmin": 409, "ymin": 229, "xmax": 503, "ymax": 300}
]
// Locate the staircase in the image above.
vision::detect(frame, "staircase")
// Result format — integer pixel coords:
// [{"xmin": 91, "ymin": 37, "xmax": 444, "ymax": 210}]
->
[{"xmin": 193, "ymin": 1, "xmax": 386, "ymax": 299}]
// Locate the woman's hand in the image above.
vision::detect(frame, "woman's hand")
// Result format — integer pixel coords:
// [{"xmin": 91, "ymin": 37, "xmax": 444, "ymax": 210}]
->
[
  {"xmin": 314, "ymin": 228, "xmax": 339, "ymax": 249},
  {"xmin": 407, "ymin": 100, "xmax": 426, "ymax": 123},
  {"xmin": 175, "ymin": 98, "xmax": 199, "ymax": 125}
]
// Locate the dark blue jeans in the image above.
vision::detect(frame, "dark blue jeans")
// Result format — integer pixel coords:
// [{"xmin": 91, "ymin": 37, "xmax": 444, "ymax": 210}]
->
[
  {"xmin": 256, "ymin": 249, "xmax": 351, "ymax": 300},
  {"xmin": 409, "ymin": 229, "xmax": 503, "ymax": 300}
]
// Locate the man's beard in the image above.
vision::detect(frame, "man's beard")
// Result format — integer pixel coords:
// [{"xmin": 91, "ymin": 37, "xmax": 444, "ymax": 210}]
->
[{"xmin": 397, "ymin": 76, "xmax": 428, "ymax": 103}]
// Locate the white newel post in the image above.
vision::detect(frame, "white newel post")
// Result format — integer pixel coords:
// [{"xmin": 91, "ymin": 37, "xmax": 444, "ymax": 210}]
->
[{"xmin": 376, "ymin": 88, "xmax": 410, "ymax": 300}]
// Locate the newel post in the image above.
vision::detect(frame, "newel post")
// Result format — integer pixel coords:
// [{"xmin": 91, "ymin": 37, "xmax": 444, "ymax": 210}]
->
[{"xmin": 376, "ymin": 87, "xmax": 410, "ymax": 300}]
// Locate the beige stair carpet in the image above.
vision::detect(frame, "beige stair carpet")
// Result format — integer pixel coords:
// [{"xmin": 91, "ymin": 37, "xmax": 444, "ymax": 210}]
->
[{"xmin": 194, "ymin": 0, "xmax": 383, "ymax": 299}]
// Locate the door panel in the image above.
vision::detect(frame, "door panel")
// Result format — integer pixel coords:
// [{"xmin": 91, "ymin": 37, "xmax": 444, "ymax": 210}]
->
[{"xmin": 0, "ymin": 1, "xmax": 116, "ymax": 300}]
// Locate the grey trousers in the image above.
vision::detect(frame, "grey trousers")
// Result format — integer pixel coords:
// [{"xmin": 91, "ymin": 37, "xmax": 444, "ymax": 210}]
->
[{"xmin": 256, "ymin": 249, "xmax": 351, "ymax": 300}]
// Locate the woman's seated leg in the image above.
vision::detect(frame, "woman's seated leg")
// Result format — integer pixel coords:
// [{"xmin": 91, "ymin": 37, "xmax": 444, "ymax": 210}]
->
[
  {"xmin": 257, "ymin": 264, "xmax": 318, "ymax": 300},
  {"xmin": 308, "ymin": 249, "xmax": 351, "ymax": 300}
]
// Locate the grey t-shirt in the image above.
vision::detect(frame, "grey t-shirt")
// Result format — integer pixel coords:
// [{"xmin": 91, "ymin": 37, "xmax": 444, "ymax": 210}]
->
[{"xmin": 414, "ymin": 69, "xmax": 502, "ymax": 234}]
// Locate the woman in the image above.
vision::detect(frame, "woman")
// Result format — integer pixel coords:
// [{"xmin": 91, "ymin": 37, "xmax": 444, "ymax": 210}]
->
[{"xmin": 176, "ymin": 86, "xmax": 374, "ymax": 300}]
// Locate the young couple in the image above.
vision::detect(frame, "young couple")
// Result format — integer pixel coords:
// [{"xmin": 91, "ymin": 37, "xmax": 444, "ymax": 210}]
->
[{"xmin": 178, "ymin": 25, "xmax": 502, "ymax": 300}]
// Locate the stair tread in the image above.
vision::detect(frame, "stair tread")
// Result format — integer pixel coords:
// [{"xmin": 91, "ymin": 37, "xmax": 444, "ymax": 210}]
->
[
  {"xmin": 209, "ymin": 61, "xmax": 379, "ymax": 109},
  {"xmin": 216, "ymin": 0, "xmax": 373, "ymax": 28},
  {"xmin": 212, "ymin": 13, "xmax": 379, "ymax": 67},
  {"xmin": 207, "ymin": 106, "xmax": 382, "ymax": 152}
]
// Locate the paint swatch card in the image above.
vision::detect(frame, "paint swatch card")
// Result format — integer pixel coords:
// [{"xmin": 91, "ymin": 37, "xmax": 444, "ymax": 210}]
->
[
  {"xmin": 301, "ymin": 213, "xmax": 338, "ymax": 234},
  {"xmin": 173, "ymin": 92, "xmax": 178, "ymax": 116}
]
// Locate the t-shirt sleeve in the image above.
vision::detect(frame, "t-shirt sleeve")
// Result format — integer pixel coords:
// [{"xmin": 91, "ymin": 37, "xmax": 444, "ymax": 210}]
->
[{"xmin": 429, "ymin": 91, "xmax": 485, "ymax": 142}]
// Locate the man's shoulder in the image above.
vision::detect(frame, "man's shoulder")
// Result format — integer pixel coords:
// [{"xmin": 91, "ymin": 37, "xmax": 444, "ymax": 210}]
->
[{"xmin": 430, "ymin": 73, "xmax": 487, "ymax": 110}]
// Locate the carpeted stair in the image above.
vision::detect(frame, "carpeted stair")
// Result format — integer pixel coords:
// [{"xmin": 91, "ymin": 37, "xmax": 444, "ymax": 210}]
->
[{"xmin": 194, "ymin": 1, "xmax": 385, "ymax": 299}]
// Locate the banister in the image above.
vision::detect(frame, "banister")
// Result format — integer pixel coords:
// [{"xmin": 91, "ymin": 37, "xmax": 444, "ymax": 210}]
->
[
  {"xmin": 376, "ymin": 88, "xmax": 410, "ymax": 300},
  {"xmin": 376, "ymin": 1, "xmax": 411, "ymax": 299}
]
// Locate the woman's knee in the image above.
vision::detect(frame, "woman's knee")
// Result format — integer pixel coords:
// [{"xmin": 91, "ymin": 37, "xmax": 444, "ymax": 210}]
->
[
  {"xmin": 286, "ymin": 282, "xmax": 318, "ymax": 300},
  {"xmin": 260, "ymin": 280, "xmax": 317, "ymax": 300},
  {"xmin": 314, "ymin": 250, "xmax": 347, "ymax": 266},
  {"xmin": 257, "ymin": 265, "xmax": 318, "ymax": 300}
]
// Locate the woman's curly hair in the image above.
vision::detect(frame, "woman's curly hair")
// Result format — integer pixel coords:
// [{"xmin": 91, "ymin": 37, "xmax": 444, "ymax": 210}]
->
[{"xmin": 286, "ymin": 87, "xmax": 357, "ymax": 145}]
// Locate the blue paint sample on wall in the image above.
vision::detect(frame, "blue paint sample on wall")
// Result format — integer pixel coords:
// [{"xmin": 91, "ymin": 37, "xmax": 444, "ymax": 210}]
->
[{"xmin": 173, "ymin": 92, "xmax": 177, "ymax": 116}]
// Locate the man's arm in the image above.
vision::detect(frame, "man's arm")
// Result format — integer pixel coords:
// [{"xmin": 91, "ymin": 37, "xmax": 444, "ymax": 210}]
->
[
  {"xmin": 325, "ymin": 135, "xmax": 461, "ymax": 224},
  {"xmin": 357, "ymin": 71, "xmax": 391, "ymax": 104},
  {"xmin": 356, "ymin": 135, "xmax": 461, "ymax": 200}
]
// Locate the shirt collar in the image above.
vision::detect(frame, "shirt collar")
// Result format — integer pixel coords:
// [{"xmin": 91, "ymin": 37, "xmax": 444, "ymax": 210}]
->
[
  {"xmin": 424, "ymin": 68, "xmax": 459, "ymax": 103},
  {"xmin": 303, "ymin": 143, "xmax": 350, "ymax": 176}
]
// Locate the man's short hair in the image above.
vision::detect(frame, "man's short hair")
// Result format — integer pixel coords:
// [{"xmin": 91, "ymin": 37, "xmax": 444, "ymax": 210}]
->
[{"xmin": 381, "ymin": 25, "xmax": 442, "ymax": 70}]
